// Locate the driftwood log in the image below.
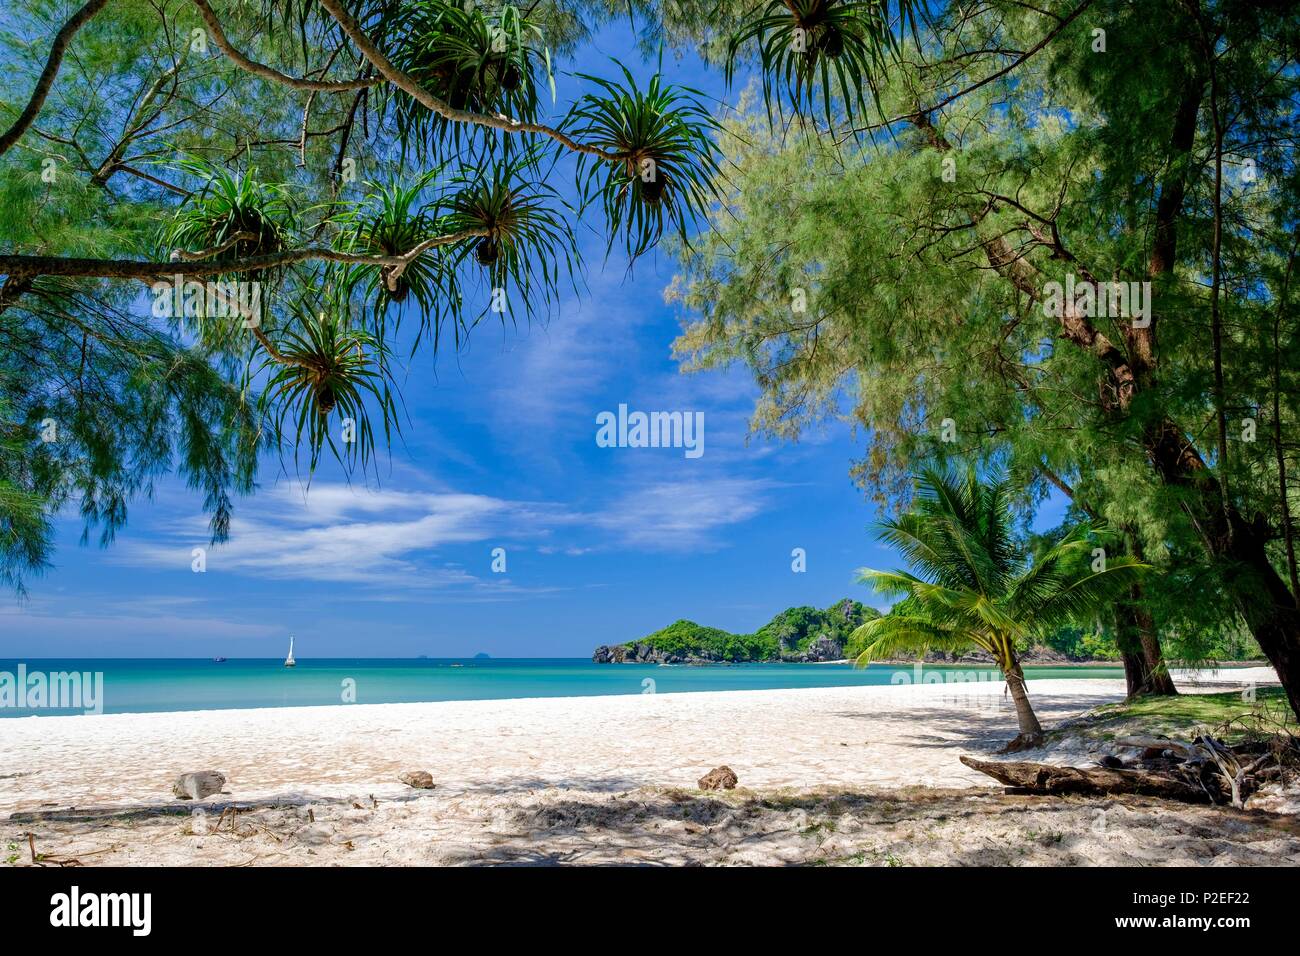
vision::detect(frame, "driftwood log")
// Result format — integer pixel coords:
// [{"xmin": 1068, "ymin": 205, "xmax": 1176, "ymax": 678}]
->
[
  {"xmin": 964, "ymin": 730, "xmax": 1297, "ymax": 809},
  {"xmin": 961, "ymin": 731, "xmax": 1298, "ymax": 807},
  {"xmin": 959, "ymin": 756, "xmax": 1215, "ymax": 803}
]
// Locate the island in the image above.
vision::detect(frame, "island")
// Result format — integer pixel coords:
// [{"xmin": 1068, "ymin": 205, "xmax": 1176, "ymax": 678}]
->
[
  {"xmin": 592, "ymin": 599, "xmax": 879, "ymax": 664},
  {"xmin": 591, "ymin": 599, "xmax": 1091, "ymax": 665}
]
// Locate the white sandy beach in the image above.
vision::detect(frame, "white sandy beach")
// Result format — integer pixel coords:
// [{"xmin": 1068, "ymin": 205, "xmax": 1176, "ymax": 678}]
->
[{"xmin": 3, "ymin": 668, "xmax": 1297, "ymax": 866}]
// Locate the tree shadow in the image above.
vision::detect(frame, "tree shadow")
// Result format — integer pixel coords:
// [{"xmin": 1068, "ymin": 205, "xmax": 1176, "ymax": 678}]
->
[
  {"xmin": 6, "ymin": 790, "xmax": 422, "ymax": 825},
  {"xmin": 437, "ymin": 783, "xmax": 1300, "ymax": 866}
]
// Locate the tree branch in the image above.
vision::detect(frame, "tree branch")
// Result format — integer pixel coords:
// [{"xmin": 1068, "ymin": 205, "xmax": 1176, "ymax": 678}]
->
[
  {"xmin": 842, "ymin": 0, "xmax": 1094, "ymax": 141},
  {"xmin": 192, "ymin": 0, "xmax": 380, "ymax": 92},
  {"xmin": 107, "ymin": 162, "xmax": 191, "ymax": 196},
  {"xmin": 0, "ymin": 228, "xmax": 489, "ymax": 282},
  {"xmin": 312, "ymin": 0, "xmax": 621, "ymax": 160},
  {"xmin": 0, "ymin": 0, "xmax": 113, "ymax": 158},
  {"xmin": 93, "ymin": 44, "xmax": 191, "ymax": 187},
  {"xmin": 170, "ymin": 231, "xmax": 259, "ymax": 261}
]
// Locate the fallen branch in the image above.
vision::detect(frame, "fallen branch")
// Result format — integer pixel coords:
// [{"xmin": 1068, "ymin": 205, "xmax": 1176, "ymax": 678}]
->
[
  {"xmin": 959, "ymin": 755, "xmax": 1213, "ymax": 803},
  {"xmin": 1113, "ymin": 736, "xmax": 1195, "ymax": 757}
]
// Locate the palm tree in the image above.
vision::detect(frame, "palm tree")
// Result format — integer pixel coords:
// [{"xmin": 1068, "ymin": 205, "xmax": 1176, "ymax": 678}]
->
[{"xmin": 850, "ymin": 468, "xmax": 1148, "ymax": 750}]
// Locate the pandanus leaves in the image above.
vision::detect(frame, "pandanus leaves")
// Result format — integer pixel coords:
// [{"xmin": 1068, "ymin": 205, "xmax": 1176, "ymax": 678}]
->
[{"xmin": 568, "ymin": 63, "xmax": 722, "ymax": 260}]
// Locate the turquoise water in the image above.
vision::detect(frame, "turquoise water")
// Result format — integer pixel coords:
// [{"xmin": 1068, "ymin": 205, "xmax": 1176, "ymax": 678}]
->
[{"xmin": 0, "ymin": 658, "xmax": 1124, "ymax": 717}]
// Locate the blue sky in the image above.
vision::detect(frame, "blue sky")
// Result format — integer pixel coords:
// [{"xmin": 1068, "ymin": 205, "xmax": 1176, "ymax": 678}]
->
[
  {"xmin": 3, "ymin": 246, "xmax": 893, "ymax": 656},
  {"xmin": 0, "ymin": 19, "xmax": 1061, "ymax": 658}
]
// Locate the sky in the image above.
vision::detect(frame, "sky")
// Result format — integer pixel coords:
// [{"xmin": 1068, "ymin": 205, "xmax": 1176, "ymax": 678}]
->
[
  {"xmin": 0, "ymin": 17, "xmax": 1065, "ymax": 658},
  {"xmin": 3, "ymin": 248, "xmax": 894, "ymax": 657}
]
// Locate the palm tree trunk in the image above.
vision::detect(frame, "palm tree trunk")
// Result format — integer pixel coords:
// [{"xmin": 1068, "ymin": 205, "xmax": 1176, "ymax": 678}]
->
[{"xmin": 1001, "ymin": 656, "xmax": 1043, "ymax": 751}]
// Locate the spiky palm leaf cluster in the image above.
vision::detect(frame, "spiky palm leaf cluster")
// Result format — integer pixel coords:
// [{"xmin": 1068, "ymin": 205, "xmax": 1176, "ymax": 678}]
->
[
  {"xmin": 340, "ymin": 171, "xmax": 459, "ymax": 338},
  {"xmin": 569, "ymin": 64, "xmax": 722, "ymax": 259},
  {"xmin": 726, "ymin": 0, "xmax": 921, "ymax": 123},
  {"xmin": 258, "ymin": 307, "xmax": 398, "ymax": 473},
  {"xmin": 384, "ymin": 1, "xmax": 552, "ymax": 158},
  {"xmin": 851, "ymin": 468, "xmax": 1147, "ymax": 670},
  {"xmin": 163, "ymin": 159, "xmax": 294, "ymax": 267},
  {"xmin": 437, "ymin": 151, "xmax": 576, "ymax": 326},
  {"xmin": 158, "ymin": 159, "xmax": 298, "ymax": 353}
]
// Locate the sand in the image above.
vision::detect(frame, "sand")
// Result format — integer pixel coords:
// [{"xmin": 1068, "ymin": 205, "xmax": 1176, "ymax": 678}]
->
[{"xmin": 3, "ymin": 667, "xmax": 1297, "ymax": 866}]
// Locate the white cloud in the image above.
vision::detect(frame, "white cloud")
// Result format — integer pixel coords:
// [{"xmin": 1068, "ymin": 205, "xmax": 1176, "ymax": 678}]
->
[
  {"xmin": 116, "ymin": 483, "xmax": 564, "ymax": 588},
  {"xmin": 486, "ymin": 275, "xmax": 654, "ymax": 435},
  {"xmin": 110, "ymin": 469, "xmax": 778, "ymax": 587},
  {"xmin": 592, "ymin": 478, "xmax": 777, "ymax": 551}
]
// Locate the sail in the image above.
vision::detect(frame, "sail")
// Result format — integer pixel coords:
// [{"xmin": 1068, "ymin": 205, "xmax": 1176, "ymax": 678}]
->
[{"xmin": 285, "ymin": 635, "xmax": 296, "ymax": 667}]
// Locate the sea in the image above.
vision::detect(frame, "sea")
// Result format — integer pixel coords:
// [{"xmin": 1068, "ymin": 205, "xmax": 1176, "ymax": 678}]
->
[{"xmin": 0, "ymin": 658, "xmax": 1125, "ymax": 717}]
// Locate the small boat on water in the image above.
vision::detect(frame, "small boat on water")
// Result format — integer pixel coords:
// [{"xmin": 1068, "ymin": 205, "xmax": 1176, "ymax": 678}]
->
[
  {"xmin": 211, "ymin": 656, "xmax": 227, "ymax": 663},
  {"xmin": 284, "ymin": 635, "xmax": 296, "ymax": 668}
]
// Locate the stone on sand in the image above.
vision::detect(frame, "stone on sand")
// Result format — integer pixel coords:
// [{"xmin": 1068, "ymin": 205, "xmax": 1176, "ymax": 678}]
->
[
  {"xmin": 172, "ymin": 770, "xmax": 226, "ymax": 800},
  {"xmin": 698, "ymin": 766, "xmax": 738, "ymax": 790},
  {"xmin": 400, "ymin": 770, "xmax": 436, "ymax": 789}
]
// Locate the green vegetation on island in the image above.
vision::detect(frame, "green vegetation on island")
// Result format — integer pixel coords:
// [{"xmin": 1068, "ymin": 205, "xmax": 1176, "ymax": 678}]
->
[{"xmin": 592, "ymin": 599, "xmax": 879, "ymax": 664}]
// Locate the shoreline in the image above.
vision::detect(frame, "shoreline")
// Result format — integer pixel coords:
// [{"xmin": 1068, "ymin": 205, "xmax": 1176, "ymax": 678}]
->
[
  {"xmin": 4, "ymin": 669, "xmax": 1293, "ymax": 866},
  {"xmin": 0, "ymin": 660, "xmax": 1279, "ymax": 723}
]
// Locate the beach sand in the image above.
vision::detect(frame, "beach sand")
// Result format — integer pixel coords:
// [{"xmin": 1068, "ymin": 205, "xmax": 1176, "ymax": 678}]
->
[{"xmin": 3, "ymin": 668, "xmax": 1298, "ymax": 866}]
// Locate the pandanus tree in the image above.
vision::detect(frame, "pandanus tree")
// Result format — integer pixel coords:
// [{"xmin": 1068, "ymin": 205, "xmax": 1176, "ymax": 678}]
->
[
  {"xmin": 851, "ymin": 469, "xmax": 1147, "ymax": 749},
  {"xmin": 0, "ymin": 0, "xmax": 722, "ymax": 582},
  {"xmin": 725, "ymin": 0, "xmax": 923, "ymax": 122},
  {"xmin": 341, "ymin": 171, "xmax": 450, "ymax": 318},
  {"xmin": 569, "ymin": 64, "xmax": 722, "ymax": 258}
]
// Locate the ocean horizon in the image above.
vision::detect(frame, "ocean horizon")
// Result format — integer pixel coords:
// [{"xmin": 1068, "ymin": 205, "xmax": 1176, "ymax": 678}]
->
[{"xmin": 0, "ymin": 657, "xmax": 1128, "ymax": 717}]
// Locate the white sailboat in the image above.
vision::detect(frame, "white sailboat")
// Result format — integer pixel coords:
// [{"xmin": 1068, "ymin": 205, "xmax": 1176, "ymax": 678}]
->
[{"xmin": 284, "ymin": 635, "xmax": 296, "ymax": 668}]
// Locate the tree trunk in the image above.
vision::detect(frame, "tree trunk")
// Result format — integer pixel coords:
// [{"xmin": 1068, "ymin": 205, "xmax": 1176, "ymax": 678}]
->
[
  {"xmin": 1001, "ymin": 658, "xmax": 1043, "ymax": 751},
  {"xmin": 1138, "ymin": 607, "xmax": 1178, "ymax": 696},
  {"xmin": 1224, "ymin": 516, "xmax": 1300, "ymax": 719},
  {"xmin": 1115, "ymin": 603, "xmax": 1153, "ymax": 698},
  {"xmin": 1115, "ymin": 591, "xmax": 1178, "ymax": 698},
  {"xmin": 1159, "ymin": 467, "xmax": 1300, "ymax": 717},
  {"xmin": 1145, "ymin": 420, "xmax": 1300, "ymax": 718},
  {"xmin": 1122, "ymin": 535, "xmax": 1177, "ymax": 696},
  {"xmin": 1119, "ymin": 642, "xmax": 1149, "ymax": 698}
]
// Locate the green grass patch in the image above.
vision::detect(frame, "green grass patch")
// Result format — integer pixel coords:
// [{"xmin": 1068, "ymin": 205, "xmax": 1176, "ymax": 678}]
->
[{"xmin": 1053, "ymin": 687, "xmax": 1295, "ymax": 744}]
